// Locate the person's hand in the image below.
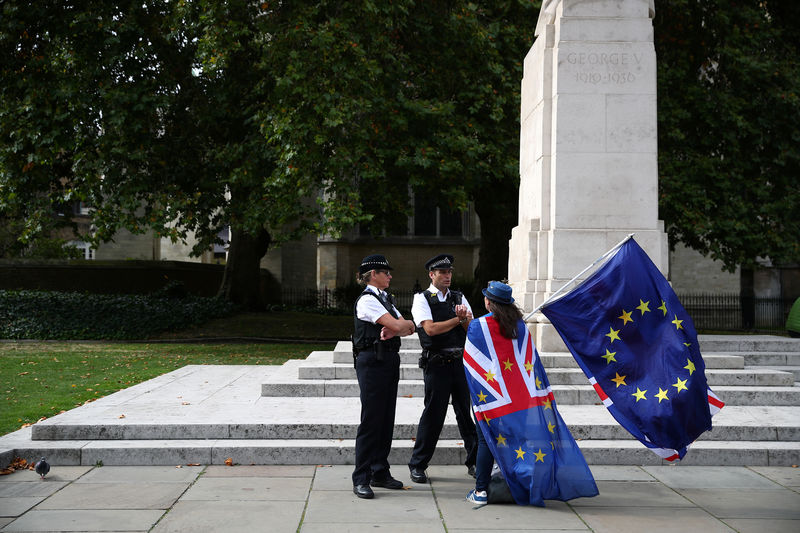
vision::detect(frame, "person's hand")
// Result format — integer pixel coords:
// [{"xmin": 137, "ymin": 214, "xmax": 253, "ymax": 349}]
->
[
  {"xmin": 455, "ymin": 304, "xmax": 468, "ymax": 319},
  {"xmin": 380, "ymin": 327, "xmax": 396, "ymax": 341}
]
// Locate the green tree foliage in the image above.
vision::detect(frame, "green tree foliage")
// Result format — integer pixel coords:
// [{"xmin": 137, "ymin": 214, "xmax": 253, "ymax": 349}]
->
[
  {"xmin": 655, "ymin": 0, "xmax": 800, "ymax": 271},
  {"xmin": 1, "ymin": 1, "xmax": 538, "ymax": 308},
  {"xmin": 265, "ymin": 1, "xmax": 539, "ymax": 303}
]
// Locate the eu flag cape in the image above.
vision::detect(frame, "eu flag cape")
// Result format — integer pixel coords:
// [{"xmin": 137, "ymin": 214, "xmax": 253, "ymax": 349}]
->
[
  {"xmin": 540, "ymin": 238, "xmax": 724, "ymax": 461},
  {"xmin": 463, "ymin": 315, "xmax": 598, "ymax": 506}
]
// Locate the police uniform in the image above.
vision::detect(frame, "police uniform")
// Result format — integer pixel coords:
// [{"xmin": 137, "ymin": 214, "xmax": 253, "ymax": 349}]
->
[
  {"xmin": 351, "ymin": 255, "xmax": 404, "ymax": 496},
  {"xmin": 408, "ymin": 254, "xmax": 477, "ymax": 482}
]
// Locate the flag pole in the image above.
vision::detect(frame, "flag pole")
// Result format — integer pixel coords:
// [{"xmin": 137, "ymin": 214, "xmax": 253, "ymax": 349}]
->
[{"xmin": 523, "ymin": 233, "xmax": 635, "ymax": 321}]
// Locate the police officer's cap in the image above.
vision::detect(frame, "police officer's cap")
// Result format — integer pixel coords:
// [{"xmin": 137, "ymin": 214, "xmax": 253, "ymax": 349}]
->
[
  {"xmin": 359, "ymin": 254, "xmax": 393, "ymax": 275},
  {"xmin": 425, "ymin": 254, "xmax": 454, "ymax": 271}
]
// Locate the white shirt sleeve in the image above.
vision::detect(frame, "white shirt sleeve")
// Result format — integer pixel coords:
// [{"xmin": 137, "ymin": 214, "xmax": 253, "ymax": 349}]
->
[{"xmin": 411, "ymin": 292, "xmax": 432, "ymax": 327}]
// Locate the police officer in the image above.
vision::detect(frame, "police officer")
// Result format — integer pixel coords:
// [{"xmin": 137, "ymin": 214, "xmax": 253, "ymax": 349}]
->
[
  {"xmin": 408, "ymin": 254, "xmax": 477, "ymax": 483},
  {"xmin": 351, "ymin": 254, "xmax": 416, "ymax": 499}
]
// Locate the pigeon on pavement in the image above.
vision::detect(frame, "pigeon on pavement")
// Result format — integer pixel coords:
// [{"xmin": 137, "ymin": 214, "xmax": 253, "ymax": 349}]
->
[{"xmin": 34, "ymin": 457, "xmax": 50, "ymax": 479}]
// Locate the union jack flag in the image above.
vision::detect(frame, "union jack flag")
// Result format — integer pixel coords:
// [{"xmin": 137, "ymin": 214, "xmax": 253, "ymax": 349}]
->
[{"xmin": 463, "ymin": 316, "xmax": 598, "ymax": 506}]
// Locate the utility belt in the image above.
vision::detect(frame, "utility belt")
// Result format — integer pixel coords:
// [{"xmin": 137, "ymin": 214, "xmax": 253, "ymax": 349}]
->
[
  {"xmin": 418, "ymin": 348, "xmax": 463, "ymax": 369},
  {"xmin": 351, "ymin": 337, "xmax": 400, "ymax": 368}
]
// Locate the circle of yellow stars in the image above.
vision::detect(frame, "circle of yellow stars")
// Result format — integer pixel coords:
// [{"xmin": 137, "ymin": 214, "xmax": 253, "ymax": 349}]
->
[{"xmin": 600, "ymin": 298, "xmax": 696, "ymax": 407}]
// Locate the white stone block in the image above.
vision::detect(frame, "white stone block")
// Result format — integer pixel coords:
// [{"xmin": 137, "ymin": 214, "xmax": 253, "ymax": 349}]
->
[
  {"xmin": 553, "ymin": 94, "xmax": 606, "ymax": 153},
  {"xmin": 555, "ymin": 42, "xmax": 656, "ymax": 95},
  {"xmin": 561, "ymin": 0, "xmax": 651, "ymax": 19},
  {"xmin": 606, "ymin": 93, "xmax": 657, "ymax": 153},
  {"xmin": 558, "ymin": 17, "xmax": 654, "ymax": 43},
  {"xmin": 551, "ymin": 153, "xmax": 658, "ymax": 229}
]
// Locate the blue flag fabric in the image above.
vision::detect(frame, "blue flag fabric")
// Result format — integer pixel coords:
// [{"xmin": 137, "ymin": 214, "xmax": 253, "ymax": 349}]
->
[
  {"xmin": 463, "ymin": 316, "xmax": 598, "ymax": 506},
  {"xmin": 540, "ymin": 238, "xmax": 724, "ymax": 460}
]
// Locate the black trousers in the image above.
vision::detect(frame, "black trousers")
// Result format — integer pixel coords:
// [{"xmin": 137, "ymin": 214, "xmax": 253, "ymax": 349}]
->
[
  {"xmin": 352, "ymin": 349, "xmax": 400, "ymax": 485},
  {"xmin": 408, "ymin": 358, "xmax": 477, "ymax": 470}
]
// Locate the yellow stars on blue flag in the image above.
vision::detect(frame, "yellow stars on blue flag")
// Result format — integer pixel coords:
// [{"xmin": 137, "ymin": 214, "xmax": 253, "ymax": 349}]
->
[
  {"xmin": 618, "ymin": 309, "xmax": 634, "ymax": 325},
  {"xmin": 658, "ymin": 301, "xmax": 668, "ymax": 316},
  {"xmin": 636, "ymin": 299, "xmax": 651, "ymax": 315},
  {"xmin": 611, "ymin": 372, "xmax": 627, "ymax": 388},
  {"xmin": 484, "ymin": 370, "xmax": 496, "ymax": 382},
  {"xmin": 533, "ymin": 448, "xmax": 547, "ymax": 462},
  {"xmin": 503, "ymin": 359, "xmax": 514, "ymax": 371},
  {"xmin": 543, "ymin": 398, "xmax": 553, "ymax": 410},
  {"xmin": 515, "ymin": 447, "xmax": 526, "ymax": 460},
  {"xmin": 632, "ymin": 387, "xmax": 647, "ymax": 402},
  {"xmin": 524, "ymin": 361, "xmax": 534, "ymax": 373},
  {"xmin": 672, "ymin": 314, "xmax": 684, "ymax": 330},
  {"xmin": 602, "ymin": 349, "xmax": 617, "ymax": 364},
  {"xmin": 535, "ymin": 376, "xmax": 542, "ymax": 389},
  {"xmin": 496, "ymin": 433, "xmax": 507, "ymax": 446},
  {"xmin": 672, "ymin": 377, "xmax": 688, "ymax": 393},
  {"xmin": 655, "ymin": 388, "xmax": 670, "ymax": 403},
  {"xmin": 605, "ymin": 327, "xmax": 621, "ymax": 343},
  {"xmin": 476, "ymin": 390, "xmax": 488, "ymax": 403},
  {"xmin": 684, "ymin": 359, "xmax": 696, "ymax": 375}
]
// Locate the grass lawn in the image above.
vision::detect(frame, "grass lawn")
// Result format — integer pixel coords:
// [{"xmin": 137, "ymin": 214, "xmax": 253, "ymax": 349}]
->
[
  {"xmin": 0, "ymin": 341, "xmax": 331, "ymax": 437},
  {"xmin": 150, "ymin": 311, "xmax": 353, "ymax": 341}
]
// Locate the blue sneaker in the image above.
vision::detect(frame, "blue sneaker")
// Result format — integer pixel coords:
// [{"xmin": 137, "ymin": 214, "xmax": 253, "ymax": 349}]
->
[{"xmin": 466, "ymin": 489, "xmax": 488, "ymax": 505}]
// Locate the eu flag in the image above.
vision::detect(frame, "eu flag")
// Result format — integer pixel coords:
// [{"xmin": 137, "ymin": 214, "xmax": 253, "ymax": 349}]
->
[
  {"xmin": 540, "ymin": 238, "xmax": 724, "ymax": 461},
  {"xmin": 463, "ymin": 316, "xmax": 598, "ymax": 506}
]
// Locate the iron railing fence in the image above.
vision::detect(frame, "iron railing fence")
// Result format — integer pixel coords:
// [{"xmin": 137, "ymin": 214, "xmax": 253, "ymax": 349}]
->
[
  {"xmin": 281, "ymin": 288, "xmax": 792, "ymax": 333},
  {"xmin": 280, "ymin": 287, "xmax": 416, "ymax": 315},
  {"xmin": 676, "ymin": 292, "xmax": 793, "ymax": 332}
]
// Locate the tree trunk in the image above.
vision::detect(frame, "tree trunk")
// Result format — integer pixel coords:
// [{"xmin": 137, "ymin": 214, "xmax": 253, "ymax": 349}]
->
[
  {"xmin": 740, "ymin": 266, "xmax": 755, "ymax": 330},
  {"xmin": 471, "ymin": 180, "xmax": 519, "ymax": 314},
  {"xmin": 218, "ymin": 226, "xmax": 272, "ymax": 310}
]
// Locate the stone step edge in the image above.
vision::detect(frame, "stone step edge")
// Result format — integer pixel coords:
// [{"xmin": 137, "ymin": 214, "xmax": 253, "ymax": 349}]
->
[
  {"xmin": 30, "ymin": 422, "xmax": 799, "ymax": 442},
  {"xmin": 3, "ymin": 439, "xmax": 798, "ymax": 468},
  {"xmin": 298, "ymin": 365, "xmax": 796, "ymax": 386}
]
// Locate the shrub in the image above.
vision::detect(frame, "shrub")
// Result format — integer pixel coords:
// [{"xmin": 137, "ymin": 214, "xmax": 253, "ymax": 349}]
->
[{"xmin": 0, "ymin": 289, "xmax": 237, "ymax": 340}]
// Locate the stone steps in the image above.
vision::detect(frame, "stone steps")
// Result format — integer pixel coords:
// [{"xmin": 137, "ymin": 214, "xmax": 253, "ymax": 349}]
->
[{"xmin": 3, "ymin": 335, "xmax": 798, "ymax": 467}]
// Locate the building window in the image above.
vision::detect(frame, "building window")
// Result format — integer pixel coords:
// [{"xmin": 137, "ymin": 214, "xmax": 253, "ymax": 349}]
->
[{"xmin": 413, "ymin": 194, "xmax": 465, "ymax": 237}]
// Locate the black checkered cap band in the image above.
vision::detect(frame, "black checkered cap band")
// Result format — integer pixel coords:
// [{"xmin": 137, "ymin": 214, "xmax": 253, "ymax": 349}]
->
[
  {"xmin": 361, "ymin": 259, "xmax": 390, "ymax": 270},
  {"xmin": 428, "ymin": 258, "xmax": 453, "ymax": 269}
]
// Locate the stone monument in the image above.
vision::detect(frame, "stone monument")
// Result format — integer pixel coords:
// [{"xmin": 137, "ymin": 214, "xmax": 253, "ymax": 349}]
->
[{"xmin": 508, "ymin": 0, "xmax": 668, "ymax": 350}]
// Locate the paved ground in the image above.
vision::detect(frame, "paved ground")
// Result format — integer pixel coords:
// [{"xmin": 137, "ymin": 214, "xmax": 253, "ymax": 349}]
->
[{"xmin": 1, "ymin": 463, "xmax": 798, "ymax": 532}]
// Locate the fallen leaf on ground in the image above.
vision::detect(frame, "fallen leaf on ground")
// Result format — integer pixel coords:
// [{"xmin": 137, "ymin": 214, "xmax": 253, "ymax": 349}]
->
[{"xmin": 224, "ymin": 458, "xmax": 234, "ymax": 466}]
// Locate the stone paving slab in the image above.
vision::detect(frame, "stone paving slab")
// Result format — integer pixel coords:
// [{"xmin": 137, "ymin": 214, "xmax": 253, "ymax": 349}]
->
[
  {"xmin": 151, "ymin": 500, "xmax": 306, "ymax": 533},
  {"xmin": 35, "ymin": 481, "xmax": 189, "ymax": 510},
  {"xmin": 2, "ymin": 465, "xmax": 799, "ymax": 532},
  {"xmin": 2, "ymin": 509, "xmax": 163, "ymax": 532},
  {"xmin": 574, "ymin": 506, "xmax": 735, "ymax": 533}
]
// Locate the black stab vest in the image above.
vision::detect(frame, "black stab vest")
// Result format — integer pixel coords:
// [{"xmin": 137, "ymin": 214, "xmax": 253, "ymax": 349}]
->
[
  {"xmin": 417, "ymin": 289, "xmax": 467, "ymax": 351},
  {"xmin": 352, "ymin": 289, "xmax": 402, "ymax": 352}
]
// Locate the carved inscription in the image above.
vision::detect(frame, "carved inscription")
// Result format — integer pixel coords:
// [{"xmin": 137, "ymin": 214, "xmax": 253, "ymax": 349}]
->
[{"xmin": 566, "ymin": 52, "xmax": 642, "ymax": 85}]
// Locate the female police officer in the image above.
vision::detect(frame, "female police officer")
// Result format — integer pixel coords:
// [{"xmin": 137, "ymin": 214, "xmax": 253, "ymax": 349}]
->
[{"xmin": 351, "ymin": 254, "xmax": 416, "ymax": 499}]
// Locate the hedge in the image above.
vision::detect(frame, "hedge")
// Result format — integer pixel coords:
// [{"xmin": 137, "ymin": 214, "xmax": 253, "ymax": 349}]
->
[{"xmin": 0, "ymin": 288, "xmax": 237, "ymax": 340}]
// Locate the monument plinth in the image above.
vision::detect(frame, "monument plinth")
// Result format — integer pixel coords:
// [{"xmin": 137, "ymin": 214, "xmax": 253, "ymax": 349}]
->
[{"xmin": 509, "ymin": 0, "xmax": 668, "ymax": 350}]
